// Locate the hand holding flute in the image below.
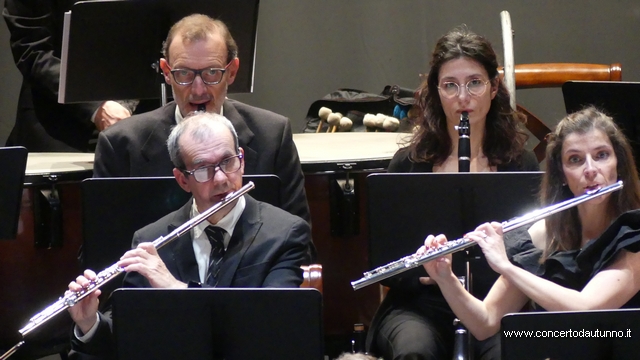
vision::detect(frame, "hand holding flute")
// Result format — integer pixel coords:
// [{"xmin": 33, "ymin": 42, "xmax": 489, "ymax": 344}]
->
[
  {"xmin": 418, "ymin": 222, "xmax": 509, "ymax": 287},
  {"xmin": 67, "ymin": 242, "xmax": 186, "ymax": 335},
  {"xmin": 67, "ymin": 270, "xmax": 101, "ymax": 335},
  {"xmin": 416, "ymin": 234, "xmax": 451, "ymax": 286}
]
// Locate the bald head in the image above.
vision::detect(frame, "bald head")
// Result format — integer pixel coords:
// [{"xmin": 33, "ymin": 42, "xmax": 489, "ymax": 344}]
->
[{"xmin": 167, "ymin": 112, "xmax": 239, "ymax": 170}]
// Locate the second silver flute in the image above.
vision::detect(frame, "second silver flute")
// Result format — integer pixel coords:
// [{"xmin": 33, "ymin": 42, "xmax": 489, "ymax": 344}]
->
[
  {"xmin": 351, "ymin": 180, "xmax": 623, "ymax": 290},
  {"xmin": 17, "ymin": 181, "xmax": 255, "ymax": 337}
]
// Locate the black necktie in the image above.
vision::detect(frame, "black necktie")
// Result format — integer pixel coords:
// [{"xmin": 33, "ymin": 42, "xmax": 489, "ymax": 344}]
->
[{"xmin": 204, "ymin": 226, "xmax": 227, "ymax": 287}]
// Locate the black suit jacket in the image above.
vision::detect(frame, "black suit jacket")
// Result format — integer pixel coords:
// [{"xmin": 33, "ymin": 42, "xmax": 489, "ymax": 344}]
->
[
  {"xmin": 71, "ymin": 195, "xmax": 311, "ymax": 357},
  {"xmin": 3, "ymin": 0, "xmax": 102, "ymax": 151},
  {"xmin": 93, "ymin": 100, "xmax": 311, "ymax": 224},
  {"xmin": 125, "ymin": 195, "xmax": 311, "ymax": 288}
]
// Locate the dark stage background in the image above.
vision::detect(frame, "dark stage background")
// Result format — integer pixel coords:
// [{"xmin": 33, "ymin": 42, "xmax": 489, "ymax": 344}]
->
[{"xmin": 2, "ymin": 0, "xmax": 640, "ymax": 146}]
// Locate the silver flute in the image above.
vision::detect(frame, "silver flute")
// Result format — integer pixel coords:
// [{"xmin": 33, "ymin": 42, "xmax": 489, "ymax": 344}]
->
[
  {"xmin": 351, "ymin": 180, "xmax": 623, "ymax": 290},
  {"xmin": 0, "ymin": 182, "xmax": 254, "ymax": 360}
]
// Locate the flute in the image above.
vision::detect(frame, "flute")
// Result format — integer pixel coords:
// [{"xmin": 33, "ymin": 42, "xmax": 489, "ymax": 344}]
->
[
  {"xmin": 351, "ymin": 180, "xmax": 623, "ymax": 290},
  {"xmin": 0, "ymin": 182, "xmax": 254, "ymax": 360}
]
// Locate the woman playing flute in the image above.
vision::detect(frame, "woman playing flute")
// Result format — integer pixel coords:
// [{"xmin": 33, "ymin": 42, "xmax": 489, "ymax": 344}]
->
[{"xmin": 422, "ymin": 107, "xmax": 640, "ymax": 353}]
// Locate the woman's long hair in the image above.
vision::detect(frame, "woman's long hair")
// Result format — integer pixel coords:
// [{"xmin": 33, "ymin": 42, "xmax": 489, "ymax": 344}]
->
[
  {"xmin": 407, "ymin": 26, "xmax": 528, "ymax": 166},
  {"xmin": 540, "ymin": 107, "xmax": 640, "ymax": 260}
]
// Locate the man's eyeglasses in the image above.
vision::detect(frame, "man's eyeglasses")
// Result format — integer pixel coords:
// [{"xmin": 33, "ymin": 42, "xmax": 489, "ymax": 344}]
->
[
  {"xmin": 182, "ymin": 154, "xmax": 243, "ymax": 183},
  {"xmin": 437, "ymin": 79, "xmax": 490, "ymax": 99},
  {"xmin": 168, "ymin": 62, "xmax": 232, "ymax": 86}
]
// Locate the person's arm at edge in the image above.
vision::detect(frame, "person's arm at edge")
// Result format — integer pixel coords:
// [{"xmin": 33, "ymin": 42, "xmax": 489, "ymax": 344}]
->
[{"xmin": 3, "ymin": 2, "xmax": 103, "ymax": 124}]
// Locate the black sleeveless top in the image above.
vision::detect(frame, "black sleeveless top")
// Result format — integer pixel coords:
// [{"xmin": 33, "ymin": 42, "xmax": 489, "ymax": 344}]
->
[{"xmin": 508, "ymin": 209, "xmax": 640, "ymax": 310}]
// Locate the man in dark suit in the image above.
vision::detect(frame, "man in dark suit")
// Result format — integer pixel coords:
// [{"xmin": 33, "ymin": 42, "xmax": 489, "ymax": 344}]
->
[
  {"xmin": 92, "ymin": 13, "xmax": 310, "ymax": 224},
  {"xmin": 2, "ymin": 0, "xmax": 133, "ymax": 152},
  {"xmin": 67, "ymin": 112, "xmax": 311, "ymax": 357}
]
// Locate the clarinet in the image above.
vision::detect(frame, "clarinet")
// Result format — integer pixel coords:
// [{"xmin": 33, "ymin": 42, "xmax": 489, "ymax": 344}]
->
[
  {"xmin": 351, "ymin": 181, "xmax": 624, "ymax": 290},
  {"xmin": 454, "ymin": 111, "xmax": 471, "ymax": 359},
  {"xmin": 0, "ymin": 182, "xmax": 255, "ymax": 360},
  {"xmin": 456, "ymin": 111, "xmax": 470, "ymax": 172}
]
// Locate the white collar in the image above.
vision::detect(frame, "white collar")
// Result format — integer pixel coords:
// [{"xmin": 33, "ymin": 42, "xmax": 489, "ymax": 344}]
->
[{"xmin": 190, "ymin": 195, "xmax": 245, "ymax": 248}]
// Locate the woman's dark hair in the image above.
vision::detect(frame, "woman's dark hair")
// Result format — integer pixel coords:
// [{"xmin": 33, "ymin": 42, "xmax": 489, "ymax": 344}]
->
[
  {"xmin": 541, "ymin": 106, "xmax": 640, "ymax": 260},
  {"xmin": 407, "ymin": 26, "xmax": 528, "ymax": 166}
]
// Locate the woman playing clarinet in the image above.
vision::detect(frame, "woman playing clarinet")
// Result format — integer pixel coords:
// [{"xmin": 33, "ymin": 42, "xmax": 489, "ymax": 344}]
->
[{"xmin": 366, "ymin": 25, "xmax": 538, "ymax": 360}]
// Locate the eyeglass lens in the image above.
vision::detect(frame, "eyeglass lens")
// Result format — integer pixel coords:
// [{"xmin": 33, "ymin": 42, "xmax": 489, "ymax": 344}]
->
[
  {"xmin": 172, "ymin": 68, "xmax": 225, "ymax": 85},
  {"xmin": 439, "ymin": 79, "xmax": 488, "ymax": 98},
  {"xmin": 192, "ymin": 155, "xmax": 241, "ymax": 182}
]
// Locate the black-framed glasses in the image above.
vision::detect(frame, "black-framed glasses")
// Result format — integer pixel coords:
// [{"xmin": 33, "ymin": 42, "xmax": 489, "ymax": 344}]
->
[
  {"xmin": 437, "ymin": 79, "xmax": 490, "ymax": 99},
  {"xmin": 168, "ymin": 62, "xmax": 232, "ymax": 85},
  {"xmin": 182, "ymin": 154, "xmax": 243, "ymax": 183}
]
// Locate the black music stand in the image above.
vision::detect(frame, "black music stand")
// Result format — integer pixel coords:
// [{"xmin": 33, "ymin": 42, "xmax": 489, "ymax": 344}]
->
[
  {"xmin": 0, "ymin": 147, "xmax": 28, "ymax": 240},
  {"xmin": 367, "ymin": 172, "xmax": 543, "ymax": 298},
  {"xmin": 81, "ymin": 175, "xmax": 280, "ymax": 272},
  {"xmin": 501, "ymin": 309, "xmax": 640, "ymax": 360},
  {"xmin": 563, "ymin": 80, "xmax": 640, "ymax": 173},
  {"xmin": 59, "ymin": 0, "xmax": 259, "ymax": 103},
  {"xmin": 112, "ymin": 288, "xmax": 324, "ymax": 360}
]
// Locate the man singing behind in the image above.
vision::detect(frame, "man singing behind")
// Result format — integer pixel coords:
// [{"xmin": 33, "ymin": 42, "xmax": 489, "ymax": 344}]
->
[{"xmin": 92, "ymin": 14, "xmax": 310, "ymax": 226}]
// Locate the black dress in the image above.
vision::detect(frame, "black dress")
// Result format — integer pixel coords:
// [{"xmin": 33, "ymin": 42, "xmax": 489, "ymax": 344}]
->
[
  {"xmin": 510, "ymin": 209, "xmax": 640, "ymax": 309},
  {"xmin": 502, "ymin": 210, "xmax": 640, "ymax": 360}
]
